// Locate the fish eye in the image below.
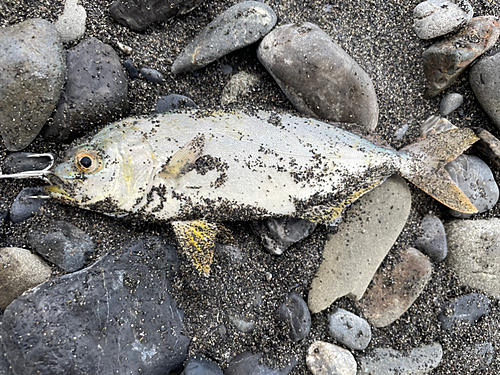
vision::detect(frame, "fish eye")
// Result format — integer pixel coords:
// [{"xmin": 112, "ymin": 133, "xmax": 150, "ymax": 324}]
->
[{"xmin": 75, "ymin": 149, "xmax": 103, "ymax": 174}]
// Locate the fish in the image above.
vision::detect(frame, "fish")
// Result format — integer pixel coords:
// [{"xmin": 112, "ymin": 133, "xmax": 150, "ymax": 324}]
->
[{"xmin": 46, "ymin": 109, "xmax": 478, "ymax": 275}]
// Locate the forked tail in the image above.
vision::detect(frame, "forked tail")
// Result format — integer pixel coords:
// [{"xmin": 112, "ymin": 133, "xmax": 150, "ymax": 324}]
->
[{"xmin": 398, "ymin": 128, "xmax": 479, "ymax": 214}]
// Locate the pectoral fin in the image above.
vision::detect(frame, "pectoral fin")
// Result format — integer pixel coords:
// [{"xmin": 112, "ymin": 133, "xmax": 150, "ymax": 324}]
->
[
  {"xmin": 159, "ymin": 134, "xmax": 205, "ymax": 180},
  {"xmin": 171, "ymin": 219, "xmax": 218, "ymax": 276}
]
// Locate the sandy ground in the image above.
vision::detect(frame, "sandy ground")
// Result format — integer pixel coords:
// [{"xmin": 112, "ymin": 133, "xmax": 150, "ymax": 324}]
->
[{"xmin": 1, "ymin": 0, "xmax": 500, "ymax": 373}]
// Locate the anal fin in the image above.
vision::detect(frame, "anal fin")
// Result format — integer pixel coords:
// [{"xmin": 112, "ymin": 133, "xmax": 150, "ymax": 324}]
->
[{"xmin": 171, "ymin": 220, "xmax": 218, "ymax": 276}]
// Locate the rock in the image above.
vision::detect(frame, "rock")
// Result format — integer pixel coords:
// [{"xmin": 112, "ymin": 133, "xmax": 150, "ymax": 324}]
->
[
  {"xmin": 422, "ymin": 16, "xmax": 500, "ymax": 98},
  {"xmin": 0, "ymin": 18, "xmax": 65, "ymax": 151},
  {"xmin": 221, "ymin": 71, "xmax": 260, "ymax": 105},
  {"xmin": 181, "ymin": 354, "xmax": 223, "ymax": 375},
  {"xmin": 415, "ymin": 214, "xmax": 448, "ymax": 262},
  {"xmin": 414, "ymin": 0, "xmax": 473, "ymax": 40},
  {"xmin": 277, "ymin": 292, "xmax": 311, "ymax": 342},
  {"xmin": 328, "ymin": 308, "xmax": 371, "ymax": 350},
  {"xmin": 123, "ymin": 58, "xmax": 140, "ymax": 79},
  {"xmin": 225, "ymin": 352, "xmax": 297, "ymax": 375},
  {"xmin": 110, "ymin": 0, "xmax": 204, "ymax": 32},
  {"xmin": 306, "ymin": 341, "xmax": 356, "ymax": 375},
  {"xmin": 1, "ymin": 152, "xmax": 53, "ymax": 175},
  {"xmin": 221, "ymin": 64, "xmax": 233, "ymax": 75},
  {"xmin": 419, "ymin": 115, "xmax": 457, "ymax": 136},
  {"xmin": 140, "ymin": 67, "xmax": 164, "ymax": 83},
  {"xmin": 43, "ymin": 37, "xmax": 129, "ymax": 143},
  {"xmin": 0, "ymin": 247, "xmax": 51, "ymax": 311},
  {"xmin": 357, "ymin": 343, "xmax": 443, "ymax": 375},
  {"xmin": 9, "ymin": 187, "xmax": 47, "ymax": 223},
  {"xmin": 308, "ymin": 175, "xmax": 411, "ymax": 313},
  {"xmin": 444, "ymin": 154, "xmax": 499, "ymax": 218},
  {"xmin": 258, "ymin": 22, "xmax": 379, "ymax": 131},
  {"xmin": 28, "ymin": 221, "xmax": 94, "ymax": 272},
  {"xmin": 470, "ymin": 50, "xmax": 500, "ymax": 130},
  {"xmin": 1, "ymin": 236, "xmax": 187, "ymax": 374},
  {"xmin": 116, "ymin": 41, "xmax": 132, "ymax": 54},
  {"xmin": 0, "ymin": 320, "xmax": 14, "ymax": 375},
  {"xmin": 154, "ymin": 94, "xmax": 198, "ymax": 113},
  {"xmin": 438, "ymin": 293, "xmax": 491, "ymax": 330},
  {"xmin": 358, "ymin": 247, "xmax": 433, "ymax": 327},
  {"xmin": 252, "ymin": 217, "xmax": 317, "ymax": 255},
  {"xmin": 474, "ymin": 127, "xmax": 500, "ymax": 169},
  {"xmin": 440, "ymin": 93, "xmax": 464, "ymax": 116},
  {"xmin": 446, "ymin": 219, "xmax": 500, "ymax": 299},
  {"xmin": 54, "ymin": 0, "xmax": 87, "ymax": 43},
  {"xmin": 172, "ymin": 1, "xmax": 277, "ymax": 74},
  {"xmin": 229, "ymin": 315, "xmax": 255, "ymax": 333}
]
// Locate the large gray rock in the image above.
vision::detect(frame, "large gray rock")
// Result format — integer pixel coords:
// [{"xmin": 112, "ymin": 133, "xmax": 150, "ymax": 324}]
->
[
  {"xmin": 414, "ymin": 0, "xmax": 473, "ymax": 40},
  {"xmin": 308, "ymin": 175, "xmax": 411, "ymax": 313},
  {"xmin": 446, "ymin": 219, "xmax": 500, "ymax": 299},
  {"xmin": 470, "ymin": 50, "xmax": 500, "ymax": 131},
  {"xmin": 172, "ymin": 1, "xmax": 276, "ymax": 74},
  {"xmin": 0, "ymin": 18, "xmax": 66, "ymax": 151},
  {"xmin": 258, "ymin": 22, "xmax": 379, "ymax": 131}
]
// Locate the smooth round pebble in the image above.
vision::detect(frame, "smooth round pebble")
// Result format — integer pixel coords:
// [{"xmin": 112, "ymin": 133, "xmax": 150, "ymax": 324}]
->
[
  {"xmin": 277, "ymin": 292, "xmax": 311, "ymax": 342},
  {"xmin": 54, "ymin": 0, "xmax": 87, "ymax": 43},
  {"xmin": 440, "ymin": 93, "xmax": 464, "ymax": 116},
  {"xmin": 154, "ymin": 94, "xmax": 197, "ymax": 113},
  {"xmin": 181, "ymin": 354, "xmax": 223, "ymax": 375},
  {"xmin": 328, "ymin": 308, "xmax": 371, "ymax": 350},
  {"xmin": 140, "ymin": 67, "xmax": 164, "ymax": 83},
  {"xmin": 306, "ymin": 341, "xmax": 357, "ymax": 375},
  {"xmin": 123, "ymin": 59, "xmax": 140, "ymax": 79},
  {"xmin": 9, "ymin": 187, "xmax": 47, "ymax": 223},
  {"xmin": 415, "ymin": 214, "xmax": 447, "ymax": 262}
]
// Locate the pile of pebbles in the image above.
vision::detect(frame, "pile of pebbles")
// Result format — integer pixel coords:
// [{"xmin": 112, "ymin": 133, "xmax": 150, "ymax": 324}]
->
[{"xmin": 1, "ymin": 0, "xmax": 500, "ymax": 374}]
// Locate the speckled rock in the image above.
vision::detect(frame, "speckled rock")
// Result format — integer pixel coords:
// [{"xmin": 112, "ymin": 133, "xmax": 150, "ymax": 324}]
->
[
  {"xmin": 9, "ymin": 187, "xmax": 47, "ymax": 223},
  {"xmin": 1, "ymin": 236, "xmax": 187, "ymax": 375},
  {"xmin": 155, "ymin": 94, "xmax": 197, "ymax": 113},
  {"xmin": 308, "ymin": 175, "xmax": 411, "ymax": 313},
  {"xmin": 54, "ymin": 0, "xmax": 87, "ymax": 43},
  {"xmin": 357, "ymin": 343, "xmax": 443, "ymax": 374},
  {"xmin": 43, "ymin": 37, "xmax": 129, "ymax": 143},
  {"xmin": 0, "ymin": 247, "xmax": 51, "ymax": 311},
  {"xmin": 252, "ymin": 217, "xmax": 317, "ymax": 255},
  {"xmin": 415, "ymin": 214, "xmax": 448, "ymax": 262},
  {"xmin": 445, "ymin": 154, "xmax": 499, "ymax": 218},
  {"xmin": 181, "ymin": 354, "xmax": 223, "ymax": 375},
  {"xmin": 123, "ymin": 58, "xmax": 140, "ymax": 79},
  {"xmin": 0, "ymin": 18, "xmax": 65, "ymax": 151},
  {"xmin": 221, "ymin": 71, "xmax": 260, "ymax": 105},
  {"xmin": 28, "ymin": 221, "xmax": 94, "ymax": 272},
  {"xmin": 440, "ymin": 93, "xmax": 464, "ymax": 116},
  {"xmin": 470, "ymin": 50, "xmax": 500, "ymax": 130},
  {"xmin": 109, "ymin": 0, "xmax": 204, "ymax": 31},
  {"xmin": 438, "ymin": 293, "xmax": 491, "ymax": 330},
  {"xmin": 423, "ymin": 16, "xmax": 500, "ymax": 98},
  {"xmin": 306, "ymin": 341, "xmax": 356, "ymax": 375},
  {"xmin": 446, "ymin": 219, "xmax": 500, "ymax": 299},
  {"xmin": 358, "ymin": 247, "xmax": 433, "ymax": 327},
  {"xmin": 414, "ymin": 0, "xmax": 473, "ymax": 40},
  {"xmin": 277, "ymin": 292, "xmax": 311, "ymax": 342},
  {"xmin": 328, "ymin": 308, "xmax": 371, "ymax": 350},
  {"xmin": 419, "ymin": 115, "xmax": 457, "ymax": 136},
  {"xmin": 225, "ymin": 352, "xmax": 297, "ymax": 375},
  {"xmin": 258, "ymin": 22, "xmax": 379, "ymax": 131},
  {"xmin": 474, "ymin": 127, "xmax": 500, "ymax": 169},
  {"xmin": 140, "ymin": 67, "xmax": 164, "ymax": 83},
  {"xmin": 172, "ymin": 1, "xmax": 277, "ymax": 74}
]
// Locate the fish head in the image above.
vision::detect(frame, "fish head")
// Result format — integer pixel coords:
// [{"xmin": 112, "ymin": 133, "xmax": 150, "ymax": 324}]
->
[{"xmin": 46, "ymin": 125, "xmax": 159, "ymax": 216}]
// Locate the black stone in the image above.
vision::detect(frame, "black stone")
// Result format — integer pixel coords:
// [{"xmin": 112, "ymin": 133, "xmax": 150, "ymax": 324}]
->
[
  {"xmin": 277, "ymin": 292, "xmax": 311, "ymax": 342},
  {"xmin": 439, "ymin": 293, "xmax": 491, "ymax": 330},
  {"xmin": 2, "ymin": 152, "xmax": 53, "ymax": 175},
  {"xmin": 1, "ymin": 236, "xmax": 187, "ymax": 375},
  {"xmin": 109, "ymin": 0, "xmax": 204, "ymax": 32},
  {"xmin": 140, "ymin": 67, "xmax": 164, "ymax": 83},
  {"xmin": 9, "ymin": 187, "xmax": 46, "ymax": 223},
  {"xmin": 181, "ymin": 354, "xmax": 223, "ymax": 375},
  {"xmin": 123, "ymin": 58, "xmax": 140, "ymax": 79},
  {"xmin": 155, "ymin": 94, "xmax": 198, "ymax": 113},
  {"xmin": 225, "ymin": 352, "xmax": 297, "ymax": 375},
  {"xmin": 28, "ymin": 221, "xmax": 95, "ymax": 272},
  {"xmin": 42, "ymin": 37, "xmax": 129, "ymax": 143}
]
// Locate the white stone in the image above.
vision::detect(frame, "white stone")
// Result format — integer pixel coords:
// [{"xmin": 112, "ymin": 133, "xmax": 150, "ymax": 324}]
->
[
  {"xmin": 306, "ymin": 341, "xmax": 356, "ymax": 375},
  {"xmin": 55, "ymin": 0, "xmax": 87, "ymax": 43}
]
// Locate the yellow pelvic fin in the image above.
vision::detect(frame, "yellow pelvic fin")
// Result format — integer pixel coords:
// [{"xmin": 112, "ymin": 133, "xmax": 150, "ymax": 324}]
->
[
  {"xmin": 158, "ymin": 134, "xmax": 205, "ymax": 180},
  {"xmin": 171, "ymin": 220, "xmax": 218, "ymax": 276}
]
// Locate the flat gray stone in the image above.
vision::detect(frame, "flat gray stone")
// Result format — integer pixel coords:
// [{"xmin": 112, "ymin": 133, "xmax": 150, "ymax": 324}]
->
[
  {"xmin": 172, "ymin": 1, "xmax": 276, "ymax": 74},
  {"xmin": 414, "ymin": 0, "xmax": 473, "ymax": 40},
  {"xmin": 358, "ymin": 343, "xmax": 443, "ymax": 375},
  {"xmin": 0, "ymin": 18, "xmax": 65, "ymax": 151},
  {"xmin": 258, "ymin": 22, "xmax": 379, "ymax": 131},
  {"xmin": 328, "ymin": 308, "xmax": 371, "ymax": 350},
  {"xmin": 440, "ymin": 93, "xmax": 464, "ymax": 116},
  {"xmin": 306, "ymin": 341, "xmax": 356, "ymax": 375},
  {"xmin": 54, "ymin": 0, "xmax": 87, "ymax": 43},
  {"xmin": 438, "ymin": 293, "xmax": 491, "ymax": 330},
  {"xmin": 470, "ymin": 50, "xmax": 500, "ymax": 130},
  {"xmin": 415, "ymin": 214, "xmax": 448, "ymax": 262},
  {"xmin": 308, "ymin": 175, "xmax": 411, "ymax": 314},
  {"xmin": 446, "ymin": 219, "xmax": 500, "ymax": 299}
]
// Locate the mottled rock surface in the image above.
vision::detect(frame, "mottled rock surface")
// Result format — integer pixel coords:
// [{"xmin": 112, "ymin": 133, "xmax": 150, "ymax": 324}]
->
[
  {"xmin": 0, "ymin": 18, "xmax": 65, "ymax": 151},
  {"xmin": 328, "ymin": 308, "xmax": 371, "ymax": 350},
  {"xmin": 258, "ymin": 22, "xmax": 379, "ymax": 131},
  {"xmin": 306, "ymin": 341, "xmax": 356, "ymax": 375}
]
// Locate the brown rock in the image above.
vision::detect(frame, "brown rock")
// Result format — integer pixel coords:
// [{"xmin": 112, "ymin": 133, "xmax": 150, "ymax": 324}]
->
[
  {"xmin": 358, "ymin": 247, "xmax": 433, "ymax": 327},
  {"xmin": 474, "ymin": 127, "xmax": 500, "ymax": 169},
  {"xmin": 422, "ymin": 16, "xmax": 500, "ymax": 99}
]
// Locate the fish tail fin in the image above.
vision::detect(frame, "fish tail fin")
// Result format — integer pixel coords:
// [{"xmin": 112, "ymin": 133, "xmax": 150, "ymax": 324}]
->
[{"xmin": 398, "ymin": 128, "xmax": 479, "ymax": 214}]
